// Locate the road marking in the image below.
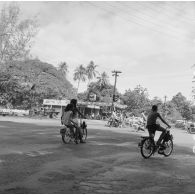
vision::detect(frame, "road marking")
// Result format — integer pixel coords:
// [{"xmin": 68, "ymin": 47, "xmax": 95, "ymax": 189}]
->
[
  {"xmin": 193, "ymin": 146, "xmax": 195, "ymax": 154},
  {"xmin": 89, "ymin": 141, "xmax": 134, "ymax": 147},
  {"xmin": 25, "ymin": 151, "xmax": 53, "ymax": 157}
]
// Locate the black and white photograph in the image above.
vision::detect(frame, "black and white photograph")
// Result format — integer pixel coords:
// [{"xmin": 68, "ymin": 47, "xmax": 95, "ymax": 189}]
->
[{"xmin": 0, "ymin": 0, "xmax": 195, "ymax": 194}]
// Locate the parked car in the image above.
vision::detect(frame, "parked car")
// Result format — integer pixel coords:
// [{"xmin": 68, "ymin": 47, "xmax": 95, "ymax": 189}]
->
[
  {"xmin": 175, "ymin": 119, "xmax": 186, "ymax": 129},
  {"xmin": 186, "ymin": 122, "xmax": 195, "ymax": 134}
]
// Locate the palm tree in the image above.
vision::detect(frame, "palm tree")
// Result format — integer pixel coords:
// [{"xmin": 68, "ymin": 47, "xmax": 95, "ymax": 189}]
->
[
  {"xmin": 86, "ymin": 61, "xmax": 99, "ymax": 85},
  {"xmin": 58, "ymin": 62, "xmax": 68, "ymax": 77},
  {"xmin": 97, "ymin": 71, "xmax": 109, "ymax": 89},
  {"xmin": 73, "ymin": 64, "xmax": 87, "ymax": 93}
]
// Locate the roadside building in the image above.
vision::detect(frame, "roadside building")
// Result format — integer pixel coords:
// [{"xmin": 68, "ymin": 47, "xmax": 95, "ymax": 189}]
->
[{"xmin": 42, "ymin": 99, "xmax": 127, "ymax": 119}]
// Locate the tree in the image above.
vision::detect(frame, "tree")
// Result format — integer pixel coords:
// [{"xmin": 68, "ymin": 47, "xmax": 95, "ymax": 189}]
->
[
  {"xmin": 73, "ymin": 64, "xmax": 87, "ymax": 93},
  {"xmin": 57, "ymin": 62, "xmax": 68, "ymax": 78},
  {"xmin": 77, "ymin": 76, "xmax": 117, "ymax": 104},
  {"xmin": 0, "ymin": 3, "xmax": 38, "ymax": 66},
  {"xmin": 0, "ymin": 59, "xmax": 76, "ymax": 109},
  {"xmin": 181, "ymin": 102, "xmax": 192, "ymax": 120},
  {"xmin": 86, "ymin": 61, "xmax": 99, "ymax": 85},
  {"xmin": 171, "ymin": 92, "xmax": 186, "ymax": 113},
  {"xmin": 0, "ymin": 71, "xmax": 20, "ymax": 107},
  {"xmin": 97, "ymin": 71, "xmax": 109, "ymax": 90},
  {"xmin": 0, "ymin": 2, "xmax": 38, "ymax": 108},
  {"xmin": 77, "ymin": 91, "xmax": 88, "ymax": 102},
  {"xmin": 171, "ymin": 92, "xmax": 192, "ymax": 120},
  {"xmin": 122, "ymin": 85, "xmax": 150, "ymax": 114},
  {"xmin": 151, "ymin": 96, "xmax": 163, "ymax": 106}
]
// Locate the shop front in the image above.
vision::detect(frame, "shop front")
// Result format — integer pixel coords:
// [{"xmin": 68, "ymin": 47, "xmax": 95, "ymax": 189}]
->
[{"xmin": 42, "ymin": 99, "xmax": 127, "ymax": 119}]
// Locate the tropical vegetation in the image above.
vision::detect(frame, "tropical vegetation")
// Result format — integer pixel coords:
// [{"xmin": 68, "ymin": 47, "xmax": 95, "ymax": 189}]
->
[{"xmin": 0, "ymin": 2, "xmax": 194, "ymax": 122}]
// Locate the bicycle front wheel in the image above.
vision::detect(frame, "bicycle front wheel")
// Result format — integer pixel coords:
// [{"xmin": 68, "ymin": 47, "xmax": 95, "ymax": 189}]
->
[
  {"xmin": 163, "ymin": 139, "xmax": 173, "ymax": 157},
  {"xmin": 82, "ymin": 127, "xmax": 87, "ymax": 141},
  {"xmin": 140, "ymin": 138, "xmax": 154, "ymax": 159}
]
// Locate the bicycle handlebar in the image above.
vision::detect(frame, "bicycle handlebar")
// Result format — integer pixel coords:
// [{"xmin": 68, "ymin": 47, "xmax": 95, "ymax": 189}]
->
[{"xmin": 166, "ymin": 126, "xmax": 171, "ymax": 131}]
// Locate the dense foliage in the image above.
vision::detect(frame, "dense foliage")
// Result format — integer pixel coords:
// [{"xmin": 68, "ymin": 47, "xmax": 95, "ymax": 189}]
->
[
  {"xmin": 0, "ymin": 2, "xmax": 193, "ymax": 123},
  {"xmin": 78, "ymin": 73, "xmax": 121, "ymax": 104},
  {"xmin": 0, "ymin": 59, "xmax": 76, "ymax": 109},
  {"xmin": 0, "ymin": 3, "xmax": 37, "ymax": 64},
  {"xmin": 122, "ymin": 88, "xmax": 193, "ymax": 120}
]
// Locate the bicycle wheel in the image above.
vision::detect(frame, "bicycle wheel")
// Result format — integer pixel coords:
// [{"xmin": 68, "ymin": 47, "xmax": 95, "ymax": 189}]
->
[
  {"xmin": 61, "ymin": 128, "xmax": 72, "ymax": 144},
  {"xmin": 105, "ymin": 120, "xmax": 111, "ymax": 127},
  {"xmin": 140, "ymin": 138, "xmax": 154, "ymax": 159},
  {"xmin": 163, "ymin": 139, "xmax": 173, "ymax": 157},
  {"xmin": 82, "ymin": 127, "xmax": 87, "ymax": 141}
]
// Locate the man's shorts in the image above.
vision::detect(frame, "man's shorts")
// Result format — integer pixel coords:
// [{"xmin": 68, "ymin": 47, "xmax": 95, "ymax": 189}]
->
[{"xmin": 146, "ymin": 124, "xmax": 161, "ymax": 135}]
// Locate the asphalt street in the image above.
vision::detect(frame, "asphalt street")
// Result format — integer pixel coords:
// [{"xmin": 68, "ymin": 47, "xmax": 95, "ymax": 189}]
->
[{"xmin": 0, "ymin": 117, "xmax": 195, "ymax": 193}]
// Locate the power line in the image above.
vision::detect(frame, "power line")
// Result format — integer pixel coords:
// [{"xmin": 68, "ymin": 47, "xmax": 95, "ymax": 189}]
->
[
  {"xmin": 86, "ymin": 2, "xmax": 184, "ymax": 43},
  {"xmin": 117, "ymin": 1, "xmax": 195, "ymax": 33},
  {"xmin": 86, "ymin": 1, "xmax": 193, "ymax": 43},
  {"xmin": 129, "ymin": 1, "xmax": 195, "ymax": 36},
  {"xmin": 102, "ymin": 2, "xmax": 192, "ymax": 43}
]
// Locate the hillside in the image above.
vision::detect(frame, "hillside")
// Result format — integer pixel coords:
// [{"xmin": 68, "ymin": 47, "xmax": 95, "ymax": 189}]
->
[{"xmin": 0, "ymin": 59, "xmax": 76, "ymax": 109}]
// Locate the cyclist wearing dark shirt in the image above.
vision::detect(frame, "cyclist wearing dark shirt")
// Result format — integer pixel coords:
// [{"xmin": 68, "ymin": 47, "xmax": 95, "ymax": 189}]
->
[{"xmin": 147, "ymin": 105, "xmax": 171, "ymax": 146}]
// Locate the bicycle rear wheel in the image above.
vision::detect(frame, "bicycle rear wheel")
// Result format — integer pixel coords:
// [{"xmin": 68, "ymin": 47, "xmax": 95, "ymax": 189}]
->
[
  {"xmin": 61, "ymin": 128, "xmax": 72, "ymax": 144},
  {"xmin": 140, "ymin": 138, "xmax": 154, "ymax": 159}
]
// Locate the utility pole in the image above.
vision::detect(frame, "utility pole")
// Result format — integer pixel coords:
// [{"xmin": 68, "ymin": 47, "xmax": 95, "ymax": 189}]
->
[
  {"xmin": 164, "ymin": 95, "xmax": 167, "ymax": 104},
  {"xmin": 164, "ymin": 95, "xmax": 167, "ymax": 118},
  {"xmin": 111, "ymin": 70, "xmax": 122, "ymax": 114}
]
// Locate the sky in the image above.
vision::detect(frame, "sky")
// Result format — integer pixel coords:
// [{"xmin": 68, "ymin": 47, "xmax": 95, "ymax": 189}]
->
[{"xmin": 2, "ymin": 1, "xmax": 195, "ymax": 101}]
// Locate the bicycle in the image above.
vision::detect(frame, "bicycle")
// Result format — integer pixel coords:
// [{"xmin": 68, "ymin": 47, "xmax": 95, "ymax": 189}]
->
[
  {"xmin": 138, "ymin": 127, "xmax": 173, "ymax": 158},
  {"xmin": 105, "ymin": 117, "xmax": 121, "ymax": 128},
  {"xmin": 60, "ymin": 120, "xmax": 87, "ymax": 144}
]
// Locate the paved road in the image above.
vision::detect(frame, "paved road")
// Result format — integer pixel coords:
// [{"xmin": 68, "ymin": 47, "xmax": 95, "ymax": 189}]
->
[{"xmin": 0, "ymin": 117, "xmax": 195, "ymax": 193}]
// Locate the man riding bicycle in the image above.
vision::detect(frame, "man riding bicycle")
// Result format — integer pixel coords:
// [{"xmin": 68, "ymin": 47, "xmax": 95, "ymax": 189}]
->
[{"xmin": 146, "ymin": 105, "xmax": 171, "ymax": 148}]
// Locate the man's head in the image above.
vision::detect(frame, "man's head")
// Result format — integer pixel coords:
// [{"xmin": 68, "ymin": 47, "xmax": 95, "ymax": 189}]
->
[
  {"xmin": 152, "ymin": 105, "xmax": 158, "ymax": 112},
  {"xmin": 65, "ymin": 103, "xmax": 74, "ymax": 112},
  {"xmin": 70, "ymin": 99, "xmax": 77, "ymax": 107}
]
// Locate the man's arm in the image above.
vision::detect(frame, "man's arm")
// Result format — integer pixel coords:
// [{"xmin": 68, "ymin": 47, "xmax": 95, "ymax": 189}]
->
[
  {"xmin": 76, "ymin": 107, "xmax": 86, "ymax": 119},
  {"xmin": 69, "ymin": 112, "xmax": 78, "ymax": 126},
  {"xmin": 158, "ymin": 113, "xmax": 171, "ymax": 128}
]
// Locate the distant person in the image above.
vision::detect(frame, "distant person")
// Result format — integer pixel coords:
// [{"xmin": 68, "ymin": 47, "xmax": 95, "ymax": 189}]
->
[
  {"xmin": 91, "ymin": 113, "xmax": 95, "ymax": 119},
  {"xmin": 112, "ymin": 110, "xmax": 119, "ymax": 122},
  {"xmin": 141, "ymin": 111, "xmax": 147, "ymax": 123},
  {"xmin": 140, "ymin": 111, "xmax": 147, "ymax": 129},
  {"xmin": 146, "ymin": 105, "xmax": 171, "ymax": 147},
  {"xmin": 119, "ymin": 111, "xmax": 124, "ymax": 128}
]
